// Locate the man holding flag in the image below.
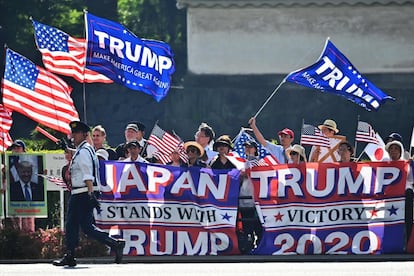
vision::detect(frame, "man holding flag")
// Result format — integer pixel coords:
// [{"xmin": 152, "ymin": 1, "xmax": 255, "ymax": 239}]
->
[{"xmin": 248, "ymin": 117, "xmax": 294, "ymax": 164}]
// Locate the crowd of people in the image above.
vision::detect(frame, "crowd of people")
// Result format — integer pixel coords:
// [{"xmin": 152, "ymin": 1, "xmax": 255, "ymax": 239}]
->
[
  {"xmin": 74, "ymin": 118, "xmax": 413, "ymax": 168},
  {"xmin": 73, "ymin": 118, "xmax": 413, "ymax": 253},
  {"xmin": 3, "ymin": 118, "xmax": 413, "ymax": 263}
]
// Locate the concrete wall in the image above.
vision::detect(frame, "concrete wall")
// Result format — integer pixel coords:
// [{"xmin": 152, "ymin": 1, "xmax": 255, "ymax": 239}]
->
[{"xmin": 183, "ymin": 2, "xmax": 414, "ymax": 74}]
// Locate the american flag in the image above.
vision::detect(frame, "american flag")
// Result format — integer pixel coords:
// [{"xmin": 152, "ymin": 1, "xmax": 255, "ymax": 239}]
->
[
  {"xmin": 355, "ymin": 121, "xmax": 379, "ymax": 145},
  {"xmin": 300, "ymin": 124, "xmax": 330, "ymax": 147},
  {"xmin": 226, "ymin": 152, "xmax": 279, "ymax": 170},
  {"xmin": 2, "ymin": 49, "xmax": 79, "ymax": 134},
  {"xmin": 38, "ymin": 174, "xmax": 68, "ymax": 191},
  {"xmin": 32, "ymin": 20, "xmax": 112, "ymax": 84},
  {"xmin": 148, "ymin": 124, "xmax": 187, "ymax": 164},
  {"xmin": 0, "ymin": 104, "xmax": 13, "ymax": 152},
  {"xmin": 233, "ymin": 129, "xmax": 269, "ymax": 159}
]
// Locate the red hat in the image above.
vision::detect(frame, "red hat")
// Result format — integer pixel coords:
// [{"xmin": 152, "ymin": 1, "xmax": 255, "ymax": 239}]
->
[{"xmin": 278, "ymin": 128, "xmax": 294, "ymax": 139}]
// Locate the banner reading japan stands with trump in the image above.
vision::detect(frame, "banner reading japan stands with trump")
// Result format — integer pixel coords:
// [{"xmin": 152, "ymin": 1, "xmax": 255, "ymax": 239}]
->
[
  {"xmin": 84, "ymin": 13, "xmax": 175, "ymax": 102},
  {"xmin": 249, "ymin": 161, "xmax": 409, "ymax": 255},
  {"xmin": 95, "ymin": 162, "xmax": 241, "ymax": 256},
  {"xmin": 95, "ymin": 160, "xmax": 411, "ymax": 256}
]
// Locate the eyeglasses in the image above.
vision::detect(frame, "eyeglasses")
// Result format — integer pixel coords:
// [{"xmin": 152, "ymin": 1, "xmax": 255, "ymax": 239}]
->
[{"xmin": 289, "ymin": 151, "xmax": 298, "ymax": 156}]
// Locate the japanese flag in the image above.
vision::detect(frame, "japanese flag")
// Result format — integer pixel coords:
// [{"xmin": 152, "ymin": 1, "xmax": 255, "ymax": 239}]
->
[{"xmin": 363, "ymin": 133, "xmax": 389, "ymax": 161}]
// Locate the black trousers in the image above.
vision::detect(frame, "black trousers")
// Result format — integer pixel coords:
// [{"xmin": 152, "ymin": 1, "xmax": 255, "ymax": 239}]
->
[{"xmin": 65, "ymin": 192, "xmax": 110, "ymax": 251}]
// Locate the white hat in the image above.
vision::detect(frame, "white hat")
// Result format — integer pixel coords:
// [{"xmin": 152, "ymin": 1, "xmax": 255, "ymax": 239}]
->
[
  {"xmin": 286, "ymin": 144, "xmax": 307, "ymax": 162},
  {"xmin": 385, "ymin": 140, "xmax": 405, "ymax": 160},
  {"xmin": 96, "ymin": 149, "xmax": 109, "ymax": 161}
]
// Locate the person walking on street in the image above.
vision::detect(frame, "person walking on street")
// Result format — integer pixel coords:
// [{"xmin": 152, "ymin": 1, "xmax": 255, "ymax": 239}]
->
[{"xmin": 53, "ymin": 121, "xmax": 125, "ymax": 267}]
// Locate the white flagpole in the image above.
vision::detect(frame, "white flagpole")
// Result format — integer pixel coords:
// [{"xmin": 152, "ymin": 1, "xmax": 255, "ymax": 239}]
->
[
  {"xmin": 143, "ymin": 120, "xmax": 159, "ymax": 156},
  {"xmin": 253, "ymin": 77, "xmax": 287, "ymax": 118},
  {"xmin": 253, "ymin": 40, "xmax": 322, "ymax": 119},
  {"xmin": 354, "ymin": 115, "xmax": 360, "ymax": 159},
  {"xmin": 232, "ymin": 127, "xmax": 245, "ymax": 144},
  {"xmin": 82, "ymin": 83, "xmax": 87, "ymax": 123}
]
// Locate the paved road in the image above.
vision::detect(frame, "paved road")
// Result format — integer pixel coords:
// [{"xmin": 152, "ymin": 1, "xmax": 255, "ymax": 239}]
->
[
  {"xmin": 1, "ymin": 256, "xmax": 414, "ymax": 276},
  {"xmin": 1, "ymin": 261, "xmax": 414, "ymax": 276}
]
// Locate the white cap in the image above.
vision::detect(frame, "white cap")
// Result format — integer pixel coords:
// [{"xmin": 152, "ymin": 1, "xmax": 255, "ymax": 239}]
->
[{"xmin": 96, "ymin": 149, "xmax": 109, "ymax": 160}]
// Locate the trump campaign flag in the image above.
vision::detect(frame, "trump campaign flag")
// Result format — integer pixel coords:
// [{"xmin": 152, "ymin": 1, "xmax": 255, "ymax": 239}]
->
[
  {"xmin": 2, "ymin": 49, "xmax": 79, "ymax": 134},
  {"xmin": 286, "ymin": 39, "xmax": 394, "ymax": 111},
  {"xmin": 32, "ymin": 20, "xmax": 112, "ymax": 83},
  {"xmin": 85, "ymin": 13, "xmax": 175, "ymax": 102}
]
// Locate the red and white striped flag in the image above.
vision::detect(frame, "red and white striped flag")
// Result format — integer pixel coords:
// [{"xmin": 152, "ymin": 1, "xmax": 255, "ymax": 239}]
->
[
  {"xmin": 257, "ymin": 155, "xmax": 279, "ymax": 166},
  {"xmin": 300, "ymin": 124, "xmax": 330, "ymax": 147},
  {"xmin": 355, "ymin": 121, "xmax": 379, "ymax": 144},
  {"xmin": 32, "ymin": 20, "xmax": 112, "ymax": 84},
  {"xmin": 38, "ymin": 174, "xmax": 68, "ymax": 190},
  {"xmin": 2, "ymin": 49, "xmax": 79, "ymax": 134},
  {"xmin": 0, "ymin": 104, "xmax": 13, "ymax": 152},
  {"xmin": 148, "ymin": 124, "xmax": 187, "ymax": 164}
]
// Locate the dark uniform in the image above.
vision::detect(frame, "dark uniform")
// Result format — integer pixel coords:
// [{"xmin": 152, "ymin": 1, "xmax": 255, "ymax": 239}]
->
[{"xmin": 53, "ymin": 121, "xmax": 125, "ymax": 267}]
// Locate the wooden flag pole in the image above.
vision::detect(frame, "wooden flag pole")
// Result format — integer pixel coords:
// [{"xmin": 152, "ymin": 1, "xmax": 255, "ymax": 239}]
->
[{"xmin": 35, "ymin": 126, "xmax": 59, "ymax": 143}]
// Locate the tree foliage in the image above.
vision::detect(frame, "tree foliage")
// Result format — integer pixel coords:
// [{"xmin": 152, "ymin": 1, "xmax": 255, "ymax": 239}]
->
[
  {"xmin": 0, "ymin": 0, "xmax": 187, "ymax": 143},
  {"xmin": 0, "ymin": 0, "xmax": 186, "ymax": 82}
]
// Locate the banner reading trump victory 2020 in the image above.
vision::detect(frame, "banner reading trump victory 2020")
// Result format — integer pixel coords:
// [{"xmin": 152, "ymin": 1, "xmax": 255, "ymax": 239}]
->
[
  {"xmin": 249, "ymin": 161, "xmax": 409, "ymax": 255},
  {"xmin": 96, "ymin": 161, "xmax": 240, "ymax": 256},
  {"xmin": 85, "ymin": 13, "xmax": 175, "ymax": 102}
]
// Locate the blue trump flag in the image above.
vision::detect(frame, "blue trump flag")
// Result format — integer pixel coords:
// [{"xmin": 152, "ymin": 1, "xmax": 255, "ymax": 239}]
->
[
  {"xmin": 286, "ymin": 39, "xmax": 394, "ymax": 111},
  {"xmin": 84, "ymin": 13, "xmax": 175, "ymax": 102}
]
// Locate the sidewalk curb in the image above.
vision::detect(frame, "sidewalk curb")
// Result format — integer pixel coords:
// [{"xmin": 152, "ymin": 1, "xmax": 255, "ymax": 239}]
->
[{"xmin": 1, "ymin": 254, "xmax": 414, "ymax": 264}]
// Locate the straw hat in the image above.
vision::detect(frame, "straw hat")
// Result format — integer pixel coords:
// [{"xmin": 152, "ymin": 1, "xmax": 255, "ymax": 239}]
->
[
  {"xmin": 318, "ymin": 119, "xmax": 339, "ymax": 134},
  {"xmin": 184, "ymin": 141, "xmax": 205, "ymax": 156},
  {"xmin": 286, "ymin": 144, "xmax": 307, "ymax": 162}
]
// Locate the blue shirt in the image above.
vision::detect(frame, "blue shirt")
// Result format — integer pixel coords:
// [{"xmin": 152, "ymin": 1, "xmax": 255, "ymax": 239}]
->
[{"xmin": 265, "ymin": 141, "xmax": 287, "ymax": 164}]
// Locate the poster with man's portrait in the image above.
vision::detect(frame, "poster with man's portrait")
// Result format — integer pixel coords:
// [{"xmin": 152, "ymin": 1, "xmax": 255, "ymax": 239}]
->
[
  {"xmin": 0, "ymin": 157, "xmax": 3, "ymax": 219},
  {"xmin": 6, "ymin": 153, "xmax": 47, "ymax": 217}
]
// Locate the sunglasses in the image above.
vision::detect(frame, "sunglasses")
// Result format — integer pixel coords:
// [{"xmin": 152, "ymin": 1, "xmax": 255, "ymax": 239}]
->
[
  {"xmin": 186, "ymin": 148, "xmax": 198, "ymax": 154},
  {"xmin": 289, "ymin": 151, "xmax": 298, "ymax": 156}
]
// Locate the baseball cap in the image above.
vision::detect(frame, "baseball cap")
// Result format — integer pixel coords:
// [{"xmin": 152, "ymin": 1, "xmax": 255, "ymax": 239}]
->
[{"xmin": 278, "ymin": 128, "xmax": 294, "ymax": 139}]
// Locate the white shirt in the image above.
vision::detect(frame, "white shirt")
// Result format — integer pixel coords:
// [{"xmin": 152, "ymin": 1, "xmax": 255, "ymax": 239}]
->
[
  {"xmin": 123, "ymin": 155, "xmax": 148, "ymax": 163},
  {"xmin": 70, "ymin": 141, "xmax": 100, "ymax": 189}
]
